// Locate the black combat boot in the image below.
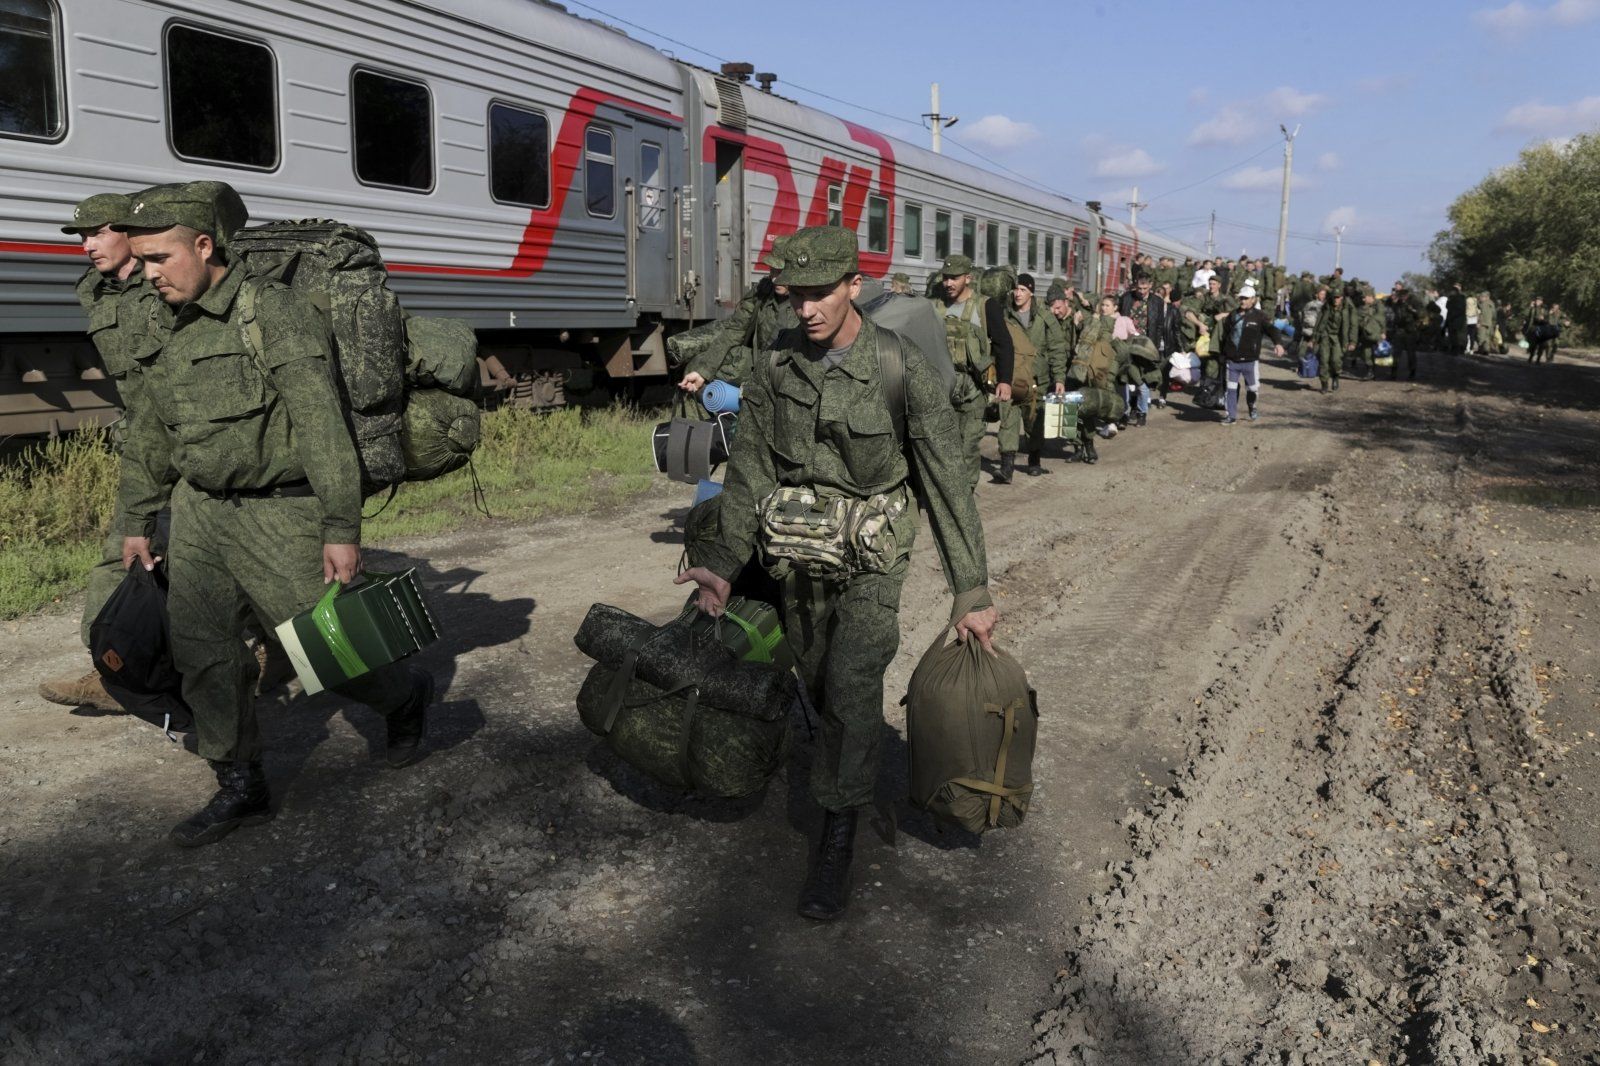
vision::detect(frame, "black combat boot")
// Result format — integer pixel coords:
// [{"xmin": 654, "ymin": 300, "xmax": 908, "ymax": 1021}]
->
[
  {"xmin": 1136, "ymin": 410, "xmax": 1147, "ymax": 427},
  {"xmin": 385, "ymin": 668, "xmax": 435, "ymax": 768},
  {"xmin": 1025, "ymin": 451, "xmax": 1049, "ymax": 476},
  {"xmin": 170, "ymin": 760, "xmax": 272, "ymax": 848},
  {"xmin": 798, "ymin": 809, "xmax": 858, "ymax": 921},
  {"xmin": 1331, "ymin": 376, "xmax": 1340, "ymax": 391},
  {"xmin": 992, "ymin": 452, "xmax": 1015, "ymax": 484},
  {"xmin": 1081, "ymin": 435, "xmax": 1098, "ymax": 464}
]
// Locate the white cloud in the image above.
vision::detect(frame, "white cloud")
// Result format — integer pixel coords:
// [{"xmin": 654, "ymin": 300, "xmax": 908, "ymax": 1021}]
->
[
  {"xmin": 1475, "ymin": 0, "xmax": 1600, "ymax": 32},
  {"xmin": 1188, "ymin": 86, "xmax": 1324, "ymax": 147},
  {"xmin": 1220, "ymin": 166, "xmax": 1307, "ymax": 192},
  {"xmin": 1093, "ymin": 146, "xmax": 1164, "ymax": 179},
  {"xmin": 1189, "ymin": 107, "xmax": 1257, "ymax": 147},
  {"xmin": 1495, "ymin": 95, "xmax": 1600, "ymax": 134},
  {"xmin": 960, "ymin": 114, "xmax": 1040, "ymax": 151},
  {"xmin": 1323, "ymin": 206, "xmax": 1358, "ymax": 233},
  {"xmin": 1263, "ymin": 86, "xmax": 1327, "ymax": 118},
  {"xmin": 1358, "ymin": 73, "xmax": 1414, "ymax": 95},
  {"xmin": 1316, "ymin": 152, "xmax": 1341, "ymax": 171}
]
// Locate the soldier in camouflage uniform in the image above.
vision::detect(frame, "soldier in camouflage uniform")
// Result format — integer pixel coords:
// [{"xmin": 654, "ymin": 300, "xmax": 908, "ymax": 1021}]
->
[
  {"xmin": 1386, "ymin": 282, "xmax": 1422, "ymax": 381},
  {"xmin": 1313, "ymin": 288, "xmax": 1358, "ymax": 392},
  {"xmin": 38, "ymin": 194, "xmax": 161, "ymax": 713},
  {"xmin": 676, "ymin": 226, "xmax": 997, "ymax": 921},
  {"xmin": 1199, "ymin": 275, "xmax": 1237, "ymax": 382},
  {"xmin": 1064, "ymin": 295, "xmax": 1136, "ymax": 461},
  {"xmin": 994, "ymin": 273, "xmax": 1068, "ymax": 480},
  {"xmin": 675, "ymin": 241, "xmax": 798, "ymax": 407},
  {"xmin": 114, "ymin": 182, "xmax": 434, "ymax": 847},
  {"xmin": 1353, "ymin": 289, "xmax": 1387, "ymax": 380},
  {"xmin": 928, "ymin": 254, "xmax": 1014, "ymax": 490}
]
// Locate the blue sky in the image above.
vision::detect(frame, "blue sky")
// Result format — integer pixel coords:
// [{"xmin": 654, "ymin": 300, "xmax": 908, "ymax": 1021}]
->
[{"xmin": 566, "ymin": 0, "xmax": 1600, "ymax": 285}]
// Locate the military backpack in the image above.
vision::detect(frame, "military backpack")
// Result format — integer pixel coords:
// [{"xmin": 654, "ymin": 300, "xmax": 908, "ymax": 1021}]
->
[{"xmin": 231, "ymin": 221, "xmax": 481, "ymax": 494}]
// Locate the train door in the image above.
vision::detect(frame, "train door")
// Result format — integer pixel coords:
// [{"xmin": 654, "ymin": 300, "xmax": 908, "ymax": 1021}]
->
[
  {"xmin": 713, "ymin": 139, "xmax": 745, "ymax": 308},
  {"xmin": 627, "ymin": 119, "xmax": 679, "ymax": 314}
]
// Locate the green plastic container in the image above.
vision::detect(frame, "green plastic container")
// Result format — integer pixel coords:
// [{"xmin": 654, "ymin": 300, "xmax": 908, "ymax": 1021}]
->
[{"xmin": 275, "ymin": 569, "xmax": 438, "ymax": 695}]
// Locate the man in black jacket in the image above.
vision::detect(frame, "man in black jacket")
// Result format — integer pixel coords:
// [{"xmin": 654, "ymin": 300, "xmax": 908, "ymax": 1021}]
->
[
  {"xmin": 1218, "ymin": 286, "xmax": 1286, "ymax": 424},
  {"xmin": 1118, "ymin": 275, "xmax": 1167, "ymax": 423},
  {"xmin": 1444, "ymin": 284, "xmax": 1467, "ymax": 355}
]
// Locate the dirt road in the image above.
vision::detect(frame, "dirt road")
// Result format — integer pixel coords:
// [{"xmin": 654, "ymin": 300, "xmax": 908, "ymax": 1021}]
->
[{"xmin": 3, "ymin": 348, "xmax": 1598, "ymax": 1065}]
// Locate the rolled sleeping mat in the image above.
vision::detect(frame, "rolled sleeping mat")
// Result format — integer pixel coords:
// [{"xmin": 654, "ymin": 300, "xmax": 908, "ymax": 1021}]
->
[
  {"xmin": 574, "ymin": 603, "xmax": 795, "ymax": 717},
  {"xmin": 701, "ymin": 379, "xmax": 742, "ymax": 414}
]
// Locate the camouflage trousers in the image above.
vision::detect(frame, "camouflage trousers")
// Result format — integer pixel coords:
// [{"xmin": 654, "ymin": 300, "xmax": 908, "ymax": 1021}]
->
[
  {"xmin": 996, "ymin": 383, "xmax": 1042, "ymax": 456},
  {"xmin": 950, "ymin": 376, "xmax": 986, "ymax": 492},
  {"xmin": 780, "ymin": 559, "xmax": 910, "ymax": 812},
  {"xmin": 1318, "ymin": 346, "xmax": 1345, "ymax": 386},
  {"xmin": 167, "ymin": 482, "xmax": 415, "ymax": 763}
]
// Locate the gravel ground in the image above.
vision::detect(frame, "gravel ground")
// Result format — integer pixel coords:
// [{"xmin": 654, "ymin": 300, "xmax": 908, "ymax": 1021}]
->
[{"xmin": 2, "ymin": 346, "xmax": 1597, "ymax": 1065}]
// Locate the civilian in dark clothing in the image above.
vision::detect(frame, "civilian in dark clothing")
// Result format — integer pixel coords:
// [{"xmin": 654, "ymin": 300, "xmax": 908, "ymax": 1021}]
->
[
  {"xmin": 1218, "ymin": 285, "xmax": 1286, "ymax": 424},
  {"xmin": 1159, "ymin": 281, "xmax": 1183, "ymax": 406},
  {"xmin": 1444, "ymin": 284, "xmax": 1467, "ymax": 355},
  {"xmin": 1118, "ymin": 275, "xmax": 1167, "ymax": 424}
]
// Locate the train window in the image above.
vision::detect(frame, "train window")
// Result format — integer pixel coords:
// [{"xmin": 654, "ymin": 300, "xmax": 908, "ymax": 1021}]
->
[
  {"xmin": 166, "ymin": 25, "xmax": 277, "ymax": 169},
  {"xmin": 985, "ymin": 223, "xmax": 998, "ymax": 267},
  {"xmin": 826, "ymin": 184, "xmax": 842, "ymax": 227},
  {"xmin": 0, "ymin": 0, "xmax": 62, "ymax": 141},
  {"xmin": 903, "ymin": 203, "xmax": 922, "ymax": 259},
  {"xmin": 1006, "ymin": 226, "xmax": 1019, "ymax": 268},
  {"xmin": 583, "ymin": 125, "xmax": 614, "ymax": 218},
  {"xmin": 638, "ymin": 141, "xmax": 664, "ymax": 229},
  {"xmin": 353, "ymin": 69, "xmax": 432, "ymax": 191},
  {"xmin": 1044, "ymin": 235, "xmax": 1054, "ymax": 273},
  {"xmin": 1027, "ymin": 231, "xmax": 1038, "ymax": 271},
  {"xmin": 488, "ymin": 102, "xmax": 550, "ymax": 208},
  {"xmin": 866, "ymin": 195, "xmax": 888, "ymax": 254},
  {"xmin": 934, "ymin": 210, "xmax": 950, "ymax": 260},
  {"xmin": 961, "ymin": 217, "xmax": 976, "ymax": 259}
]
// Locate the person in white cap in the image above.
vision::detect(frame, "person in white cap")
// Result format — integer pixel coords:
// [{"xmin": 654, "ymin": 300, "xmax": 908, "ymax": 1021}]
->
[{"xmin": 1216, "ymin": 285, "xmax": 1287, "ymax": 424}]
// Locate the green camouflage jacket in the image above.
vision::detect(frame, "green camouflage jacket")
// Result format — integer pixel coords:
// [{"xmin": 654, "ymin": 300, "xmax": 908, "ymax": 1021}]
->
[
  {"xmin": 117, "ymin": 266, "xmax": 363, "ymax": 543},
  {"xmin": 1007, "ymin": 303, "xmax": 1068, "ymax": 388},
  {"xmin": 76, "ymin": 264, "xmax": 157, "ymax": 399},
  {"xmin": 695, "ymin": 315, "xmax": 990, "ymax": 603},
  {"xmin": 1313, "ymin": 299, "xmax": 1359, "ymax": 349}
]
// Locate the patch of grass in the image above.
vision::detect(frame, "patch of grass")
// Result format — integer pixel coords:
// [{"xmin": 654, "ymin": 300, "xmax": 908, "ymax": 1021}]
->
[
  {"xmin": 364, "ymin": 404, "xmax": 659, "ymax": 541},
  {"xmin": 0, "ymin": 404, "xmax": 660, "ymax": 619}
]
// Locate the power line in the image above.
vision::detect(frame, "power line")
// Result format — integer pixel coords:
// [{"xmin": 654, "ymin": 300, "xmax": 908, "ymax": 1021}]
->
[
  {"xmin": 1143, "ymin": 141, "xmax": 1279, "ymax": 203},
  {"xmin": 1213, "ymin": 215, "xmax": 1430, "ymax": 249}
]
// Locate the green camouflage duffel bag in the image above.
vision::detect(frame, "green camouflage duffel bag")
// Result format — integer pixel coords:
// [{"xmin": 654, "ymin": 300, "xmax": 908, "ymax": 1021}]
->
[
  {"xmin": 905, "ymin": 604, "xmax": 1038, "ymax": 833},
  {"xmin": 400, "ymin": 388, "xmax": 481, "ymax": 481},
  {"xmin": 574, "ymin": 603, "xmax": 794, "ymax": 797}
]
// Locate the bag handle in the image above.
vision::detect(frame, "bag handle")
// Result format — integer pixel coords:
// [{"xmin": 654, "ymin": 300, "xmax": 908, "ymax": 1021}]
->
[{"xmin": 310, "ymin": 581, "xmax": 370, "ymax": 678}]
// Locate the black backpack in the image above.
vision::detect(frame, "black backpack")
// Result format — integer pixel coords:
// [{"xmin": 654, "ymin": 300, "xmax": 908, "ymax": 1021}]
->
[{"xmin": 89, "ymin": 565, "xmax": 193, "ymax": 737}]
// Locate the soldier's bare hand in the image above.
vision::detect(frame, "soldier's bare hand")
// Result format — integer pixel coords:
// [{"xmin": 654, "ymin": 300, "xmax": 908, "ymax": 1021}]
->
[
  {"xmin": 324, "ymin": 543, "xmax": 362, "ymax": 585},
  {"xmin": 121, "ymin": 536, "xmax": 160, "ymax": 571},
  {"xmin": 675, "ymin": 566, "xmax": 731, "ymax": 616},
  {"xmin": 679, "ymin": 372, "xmax": 706, "ymax": 393},
  {"xmin": 994, "ymin": 382, "xmax": 1013, "ymax": 403},
  {"xmin": 1054, "ymin": 382, "xmax": 1066, "ymax": 396},
  {"xmin": 956, "ymin": 606, "xmax": 999, "ymax": 655}
]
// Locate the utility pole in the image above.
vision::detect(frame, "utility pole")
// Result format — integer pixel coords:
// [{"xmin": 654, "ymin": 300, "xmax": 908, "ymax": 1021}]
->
[
  {"xmin": 1206, "ymin": 211, "xmax": 1216, "ymax": 257},
  {"xmin": 1127, "ymin": 185, "xmax": 1148, "ymax": 229},
  {"xmin": 1275, "ymin": 123, "xmax": 1299, "ymax": 266},
  {"xmin": 922, "ymin": 83, "xmax": 958, "ymax": 154},
  {"xmin": 1333, "ymin": 224, "xmax": 1347, "ymax": 270}
]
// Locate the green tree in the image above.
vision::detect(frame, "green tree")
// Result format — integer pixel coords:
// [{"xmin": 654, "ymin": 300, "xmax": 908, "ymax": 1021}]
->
[{"xmin": 1429, "ymin": 133, "xmax": 1600, "ymax": 338}]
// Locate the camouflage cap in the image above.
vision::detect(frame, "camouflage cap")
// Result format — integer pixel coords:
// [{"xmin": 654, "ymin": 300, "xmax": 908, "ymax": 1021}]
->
[
  {"xmin": 771, "ymin": 225, "xmax": 858, "ymax": 287},
  {"xmin": 114, "ymin": 180, "xmax": 248, "ymax": 247},
  {"xmin": 60, "ymin": 193, "xmax": 133, "ymax": 234},
  {"xmin": 939, "ymin": 253, "xmax": 975, "ymax": 277},
  {"xmin": 761, "ymin": 234, "xmax": 791, "ymax": 272}
]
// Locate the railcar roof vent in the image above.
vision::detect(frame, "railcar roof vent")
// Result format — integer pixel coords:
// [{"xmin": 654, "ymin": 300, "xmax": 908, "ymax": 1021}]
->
[
  {"xmin": 756, "ymin": 73, "xmax": 777, "ymax": 93},
  {"xmin": 715, "ymin": 76, "xmax": 748, "ymax": 130},
  {"xmin": 719, "ymin": 62, "xmax": 754, "ymax": 82}
]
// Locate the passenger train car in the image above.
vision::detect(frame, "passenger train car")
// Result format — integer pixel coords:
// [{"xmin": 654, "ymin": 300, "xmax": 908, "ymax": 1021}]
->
[{"xmin": 0, "ymin": 0, "xmax": 1196, "ymax": 434}]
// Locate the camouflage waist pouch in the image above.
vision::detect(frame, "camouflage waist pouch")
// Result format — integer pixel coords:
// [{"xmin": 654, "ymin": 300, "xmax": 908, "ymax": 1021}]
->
[{"xmin": 759, "ymin": 486, "xmax": 908, "ymax": 578}]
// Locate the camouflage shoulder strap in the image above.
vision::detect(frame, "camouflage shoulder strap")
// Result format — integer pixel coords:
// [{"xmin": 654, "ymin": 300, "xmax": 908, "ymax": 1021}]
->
[{"xmin": 236, "ymin": 276, "xmax": 270, "ymax": 374}]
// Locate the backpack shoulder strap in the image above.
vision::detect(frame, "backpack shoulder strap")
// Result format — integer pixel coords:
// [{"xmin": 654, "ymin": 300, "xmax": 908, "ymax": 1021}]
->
[
  {"xmin": 236, "ymin": 276, "xmax": 269, "ymax": 372},
  {"xmin": 874, "ymin": 327, "xmax": 907, "ymax": 446}
]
